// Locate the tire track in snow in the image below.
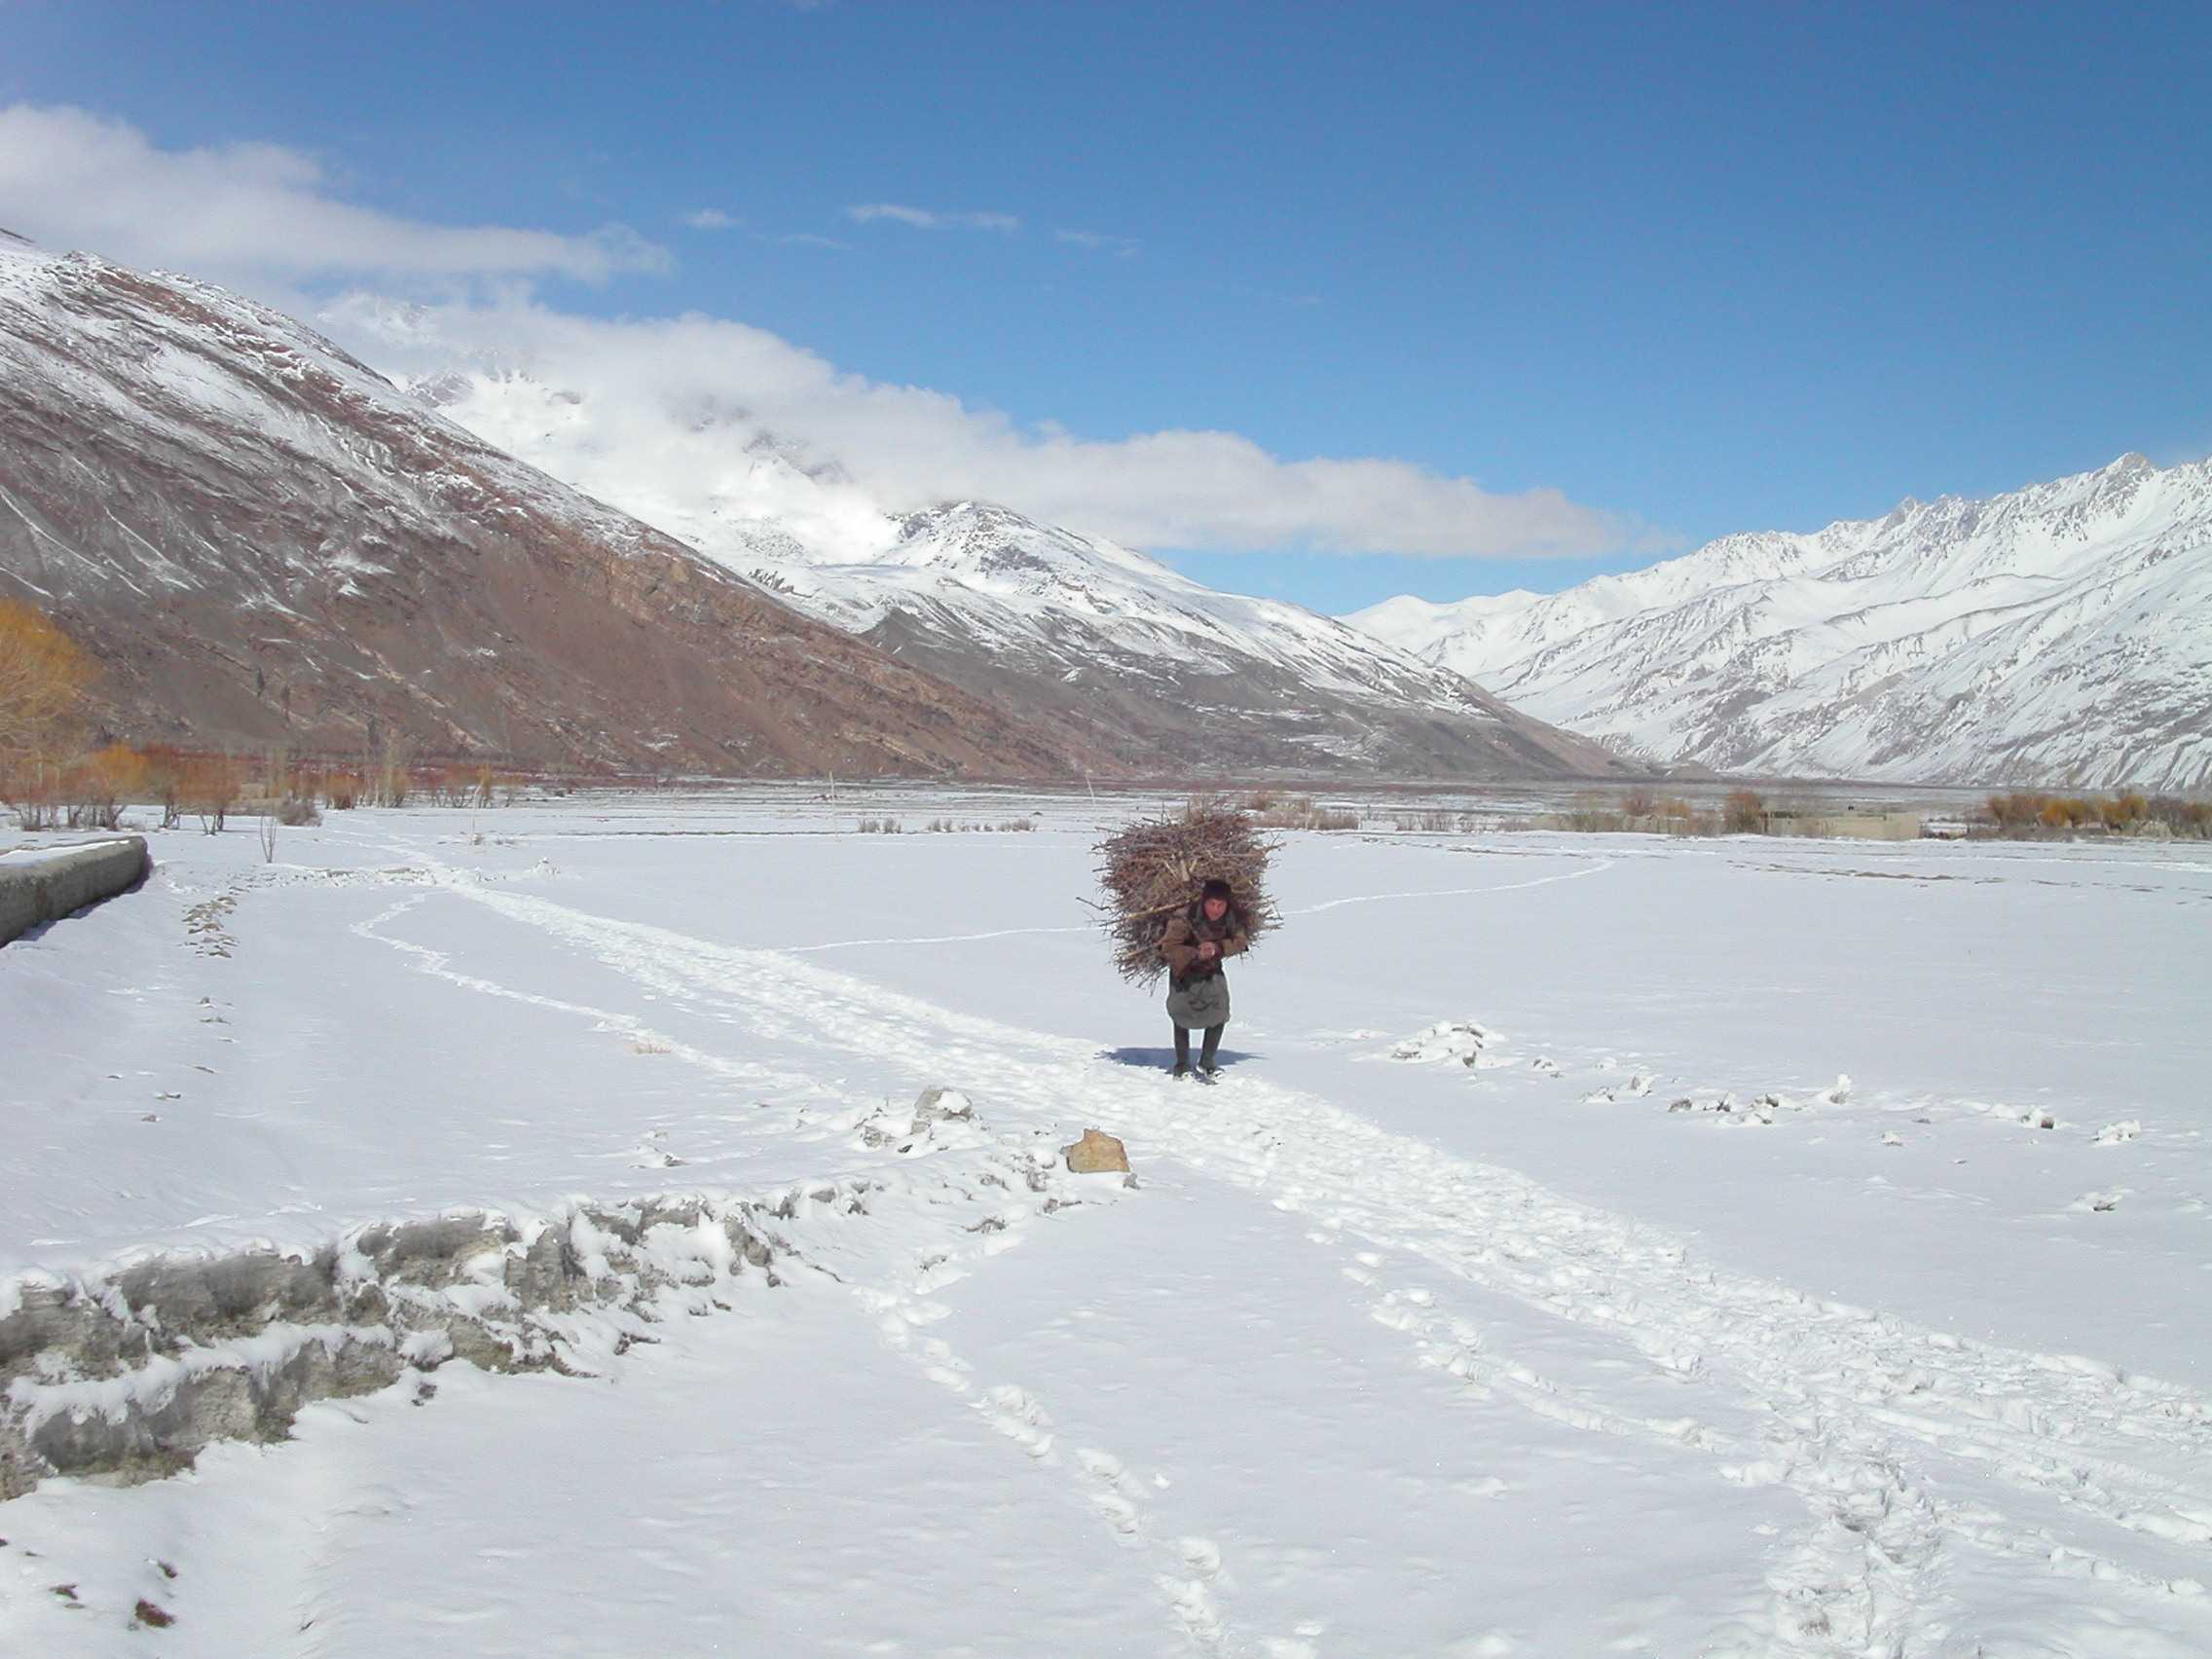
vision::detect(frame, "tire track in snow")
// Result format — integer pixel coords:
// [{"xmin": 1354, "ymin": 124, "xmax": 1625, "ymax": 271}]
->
[
  {"xmin": 350, "ymin": 895, "xmax": 818, "ymax": 1101},
  {"xmin": 840, "ymin": 1181, "xmax": 1239, "ymax": 1655},
  {"xmin": 414, "ymin": 873, "xmax": 2212, "ymax": 1653},
  {"xmin": 1285, "ymin": 855, "xmax": 1613, "ymax": 916},
  {"xmin": 359, "ymin": 875, "xmax": 1253, "ymax": 1655},
  {"xmin": 776, "ymin": 856, "xmax": 1614, "ymax": 951}
]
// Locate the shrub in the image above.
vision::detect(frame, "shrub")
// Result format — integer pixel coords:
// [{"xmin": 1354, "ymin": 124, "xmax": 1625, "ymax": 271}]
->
[
  {"xmin": 140, "ymin": 745, "xmax": 190, "ymax": 829},
  {"xmin": 1560, "ymin": 795, "xmax": 1625, "ymax": 832},
  {"xmin": 183, "ymin": 755, "xmax": 243, "ymax": 833},
  {"xmin": 1722, "ymin": 789, "xmax": 1765, "ymax": 833},
  {"xmin": 1251, "ymin": 794, "xmax": 1358, "ymax": 830},
  {"xmin": 65, "ymin": 743, "xmax": 146, "ymax": 830}
]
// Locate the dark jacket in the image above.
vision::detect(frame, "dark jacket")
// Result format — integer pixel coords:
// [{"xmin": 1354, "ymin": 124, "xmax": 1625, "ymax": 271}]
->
[
  {"xmin": 1160, "ymin": 904, "xmax": 1248, "ymax": 1030},
  {"xmin": 1159, "ymin": 905, "xmax": 1250, "ymax": 983}
]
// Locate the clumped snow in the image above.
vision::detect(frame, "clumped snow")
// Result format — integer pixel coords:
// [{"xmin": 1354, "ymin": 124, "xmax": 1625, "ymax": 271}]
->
[{"xmin": 3, "ymin": 792, "xmax": 2210, "ymax": 1655}]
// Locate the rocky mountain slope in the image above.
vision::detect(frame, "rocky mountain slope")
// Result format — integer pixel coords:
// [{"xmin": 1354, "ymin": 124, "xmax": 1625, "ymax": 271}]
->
[
  {"xmin": 0, "ymin": 237, "xmax": 1090, "ymax": 778},
  {"xmin": 1348, "ymin": 456, "xmax": 2212, "ymax": 790},
  {"xmin": 388, "ymin": 352, "xmax": 1637, "ymax": 781}
]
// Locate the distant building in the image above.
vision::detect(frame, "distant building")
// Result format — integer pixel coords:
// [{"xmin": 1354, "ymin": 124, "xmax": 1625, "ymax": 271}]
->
[{"xmin": 1758, "ymin": 806, "xmax": 1924, "ymax": 841}]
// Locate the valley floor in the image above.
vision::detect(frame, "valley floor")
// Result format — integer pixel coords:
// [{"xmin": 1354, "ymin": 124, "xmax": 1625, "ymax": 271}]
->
[{"xmin": 3, "ymin": 792, "xmax": 2209, "ymax": 1656}]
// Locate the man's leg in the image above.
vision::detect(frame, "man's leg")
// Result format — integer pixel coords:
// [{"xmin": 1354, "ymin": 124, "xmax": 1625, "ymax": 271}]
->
[
  {"xmin": 1172, "ymin": 1023, "xmax": 1192, "ymax": 1076},
  {"xmin": 1199, "ymin": 1024, "xmax": 1224, "ymax": 1073}
]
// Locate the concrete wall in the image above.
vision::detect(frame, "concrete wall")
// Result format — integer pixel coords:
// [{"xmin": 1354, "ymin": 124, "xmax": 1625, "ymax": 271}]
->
[
  {"xmin": 1762, "ymin": 811, "xmax": 1923, "ymax": 841},
  {"xmin": 0, "ymin": 836, "xmax": 152, "ymax": 946}
]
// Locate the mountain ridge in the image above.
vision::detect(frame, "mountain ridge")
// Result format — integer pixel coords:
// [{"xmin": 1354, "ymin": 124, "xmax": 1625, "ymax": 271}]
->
[
  {"xmin": 368, "ymin": 340, "xmax": 1642, "ymax": 781},
  {"xmin": 0, "ymin": 240, "xmax": 1100, "ymax": 778},
  {"xmin": 1346, "ymin": 455, "xmax": 2211, "ymax": 790}
]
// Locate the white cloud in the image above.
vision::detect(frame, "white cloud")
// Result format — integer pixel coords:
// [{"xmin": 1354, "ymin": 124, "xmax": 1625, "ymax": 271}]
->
[
  {"xmin": 0, "ymin": 99, "xmax": 1639, "ymax": 562},
  {"xmin": 321, "ymin": 293, "xmax": 1641, "ymax": 561},
  {"xmin": 1055, "ymin": 228, "xmax": 1140, "ymax": 257},
  {"xmin": 0, "ymin": 105, "xmax": 670, "ymax": 288},
  {"xmin": 846, "ymin": 203, "xmax": 1021, "ymax": 233},
  {"xmin": 682, "ymin": 208, "xmax": 740, "ymax": 230}
]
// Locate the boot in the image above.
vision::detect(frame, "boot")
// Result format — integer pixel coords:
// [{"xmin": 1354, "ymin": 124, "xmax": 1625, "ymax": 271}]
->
[{"xmin": 1198, "ymin": 1024, "xmax": 1224, "ymax": 1075}]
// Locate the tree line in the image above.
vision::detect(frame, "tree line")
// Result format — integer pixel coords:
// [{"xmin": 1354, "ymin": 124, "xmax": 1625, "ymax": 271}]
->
[{"xmin": 1, "ymin": 596, "xmax": 523, "ymax": 831}]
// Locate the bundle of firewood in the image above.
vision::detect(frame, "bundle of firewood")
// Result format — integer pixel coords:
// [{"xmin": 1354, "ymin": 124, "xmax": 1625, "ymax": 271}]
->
[{"xmin": 1092, "ymin": 797, "xmax": 1278, "ymax": 984}]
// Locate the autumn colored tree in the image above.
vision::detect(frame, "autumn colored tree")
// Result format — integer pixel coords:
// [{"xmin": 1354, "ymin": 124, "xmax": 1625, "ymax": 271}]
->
[
  {"xmin": 0, "ymin": 597, "xmax": 92, "ymax": 764},
  {"xmin": 70, "ymin": 743, "xmax": 148, "ymax": 830}
]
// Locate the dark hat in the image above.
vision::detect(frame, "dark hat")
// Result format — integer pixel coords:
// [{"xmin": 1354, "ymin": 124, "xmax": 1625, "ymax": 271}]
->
[{"xmin": 1200, "ymin": 877, "xmax": 1234, "ymax": 903}]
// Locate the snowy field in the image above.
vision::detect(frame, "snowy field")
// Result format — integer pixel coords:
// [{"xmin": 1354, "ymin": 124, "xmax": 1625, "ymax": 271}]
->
[{"xmin": 4, "ymin": 789, "xmax": 2210, "ymax": 1657}]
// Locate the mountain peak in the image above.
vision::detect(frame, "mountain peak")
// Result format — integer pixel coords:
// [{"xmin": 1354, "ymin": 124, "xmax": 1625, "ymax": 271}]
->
[
  {"xmin": 1347, "ymin": 455, "xmax": 2211, "ymax": 789},
  {"xmin": 0, "ymin": 242, "xmax": 1101, "ymax": 779}
]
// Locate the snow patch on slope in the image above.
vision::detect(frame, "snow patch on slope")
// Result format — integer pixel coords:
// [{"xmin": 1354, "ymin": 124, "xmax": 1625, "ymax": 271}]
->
[{"xmin": 1347, "ymin": 454, "xmax": 2212, "ymax": 788}]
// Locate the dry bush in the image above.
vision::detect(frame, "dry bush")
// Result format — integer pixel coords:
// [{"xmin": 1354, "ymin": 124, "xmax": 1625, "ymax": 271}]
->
[
  {"xmin": 1621, "ymin": 786, "xmax": 1658, "ymax": 820},
  {"xmin": 276, "ymin": 794, "xmax": 321, "ymax": 827},
  {"xmin": 1251, "ymin": 794, "xmax": 1358, "ymax": 831},
  {"xmin": 0, "ymin": 597, "xmax": 92, "ymax": 765},
  {"xmin": 4, "ymin": 769, "xmax": 61, "ymax": 829},
  {"xmin": 371, "ymin": 736, "xmax": 413, "ymax": 807},
  {"xmin": 183, "ymin": 755, "xmax": 243, "ymax": 833},
  {"xmin": 1091, "ymin": 798, "xmax": 1278, "ymax": 985},
  {"xmin": 1986, "ymin": 793, "xmax": 2051, "ymax": 831},
  {"xmin": 66, "ymin": 743, "xmax": 146, "ymax": 830},
  {"xmin": 1972, "ymin": 790, "xmax": 2205, "ymax": 838},
  {"xmin": 857, "ymin": 816, "xmax": 903, "ymax": 834},
  {"xmin": 139, "ymin": 744, "xmax": 189, "ymax": 829},
  {"xmin": 997, "ymin": 817, "xmax": 1036, "ymax": 832},
  {"xmin": 325, "ymin": 772, "xmax": 361, "ymax": 810},
  {"xmin": 1560, "ymin": 794, "xmax": 1626, "ymax": 832},
  {"xmin": 2100, "ymin": 792, "xmax": 2148, "ymax": 829},
  {"xmin": 2148, "ymin": 796, "xmax": 2212, "ymax": 837},
  {"xmin": 1723, "ymin": 789, "xmax": 1765, "ymax": 834}
]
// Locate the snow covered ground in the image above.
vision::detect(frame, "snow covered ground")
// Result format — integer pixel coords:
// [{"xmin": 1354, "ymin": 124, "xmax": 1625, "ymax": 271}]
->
[{"xmin": 4, "ymin": 791, "xmax": 2209, "ymax": 1656}]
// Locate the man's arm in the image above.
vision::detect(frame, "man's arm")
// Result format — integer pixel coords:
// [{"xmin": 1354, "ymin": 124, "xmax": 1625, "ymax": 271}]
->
[{"xmin": 1159, "ymin": 916, "xmax": 1201, "ymax": 976}]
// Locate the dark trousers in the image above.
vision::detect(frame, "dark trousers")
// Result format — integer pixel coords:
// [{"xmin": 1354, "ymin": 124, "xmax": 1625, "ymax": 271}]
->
[{"xmin": 1173, "ymin": 1022, "xmax": 1225, "ymax": 1070}]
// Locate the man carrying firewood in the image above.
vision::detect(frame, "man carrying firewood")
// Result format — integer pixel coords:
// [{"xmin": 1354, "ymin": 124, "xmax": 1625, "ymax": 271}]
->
[{"xmin": 1159, "ymin": 876, "xmax": 1249, "ymax": 1079}]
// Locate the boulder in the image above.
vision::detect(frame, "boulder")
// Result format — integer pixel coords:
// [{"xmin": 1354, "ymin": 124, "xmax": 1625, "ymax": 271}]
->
[
  {"xmin": 912, "ymin": 1087, "xmax": 976, "ymax": 1129},
  {"xmin": 1062, "ymin": 1128, "xmax": 1130, "ymax": 1175}
]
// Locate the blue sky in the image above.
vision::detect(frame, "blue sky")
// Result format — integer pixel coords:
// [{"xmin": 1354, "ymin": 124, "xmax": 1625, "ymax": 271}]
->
[{"xmin": 4, "ymin": 0, "xmax": 2207, "ymax": 610}]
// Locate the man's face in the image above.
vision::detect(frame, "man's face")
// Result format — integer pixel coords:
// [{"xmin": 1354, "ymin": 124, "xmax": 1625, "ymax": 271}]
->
[{"xmin": 1202, "ymin": 896, "xmax": 1228, "ymax": 922}]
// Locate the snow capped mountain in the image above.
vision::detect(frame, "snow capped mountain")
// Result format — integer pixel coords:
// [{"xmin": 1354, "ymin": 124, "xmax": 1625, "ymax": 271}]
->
[
  {"xmin": 0, "ymin": 240, "xmax": 1091, "ymax": 777},
  {"xmin": 378, "ymin": 354, "xmax": 1637, "ymax": 780},
  {"xmin": 1346, "ymin": 457, "xmax": 2212, "ymax": 790}
]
